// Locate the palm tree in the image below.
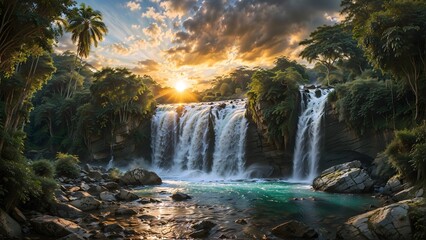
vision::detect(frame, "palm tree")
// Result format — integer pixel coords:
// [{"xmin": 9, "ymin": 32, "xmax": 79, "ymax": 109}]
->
[{"xmin": 66, "ymin": 3, "xmax": 108, "ymax": 98}]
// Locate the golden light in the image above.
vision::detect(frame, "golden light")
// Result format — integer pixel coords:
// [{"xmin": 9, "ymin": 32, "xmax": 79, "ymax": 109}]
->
[{"xmin": 175, "ymin": 80, "xmax": 187, "ymax": 93}]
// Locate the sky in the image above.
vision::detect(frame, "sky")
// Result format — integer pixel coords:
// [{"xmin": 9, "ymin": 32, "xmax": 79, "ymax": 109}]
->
[{"xmin": 56, "ymin": 0, "xmax": 343, "ymax": 90}]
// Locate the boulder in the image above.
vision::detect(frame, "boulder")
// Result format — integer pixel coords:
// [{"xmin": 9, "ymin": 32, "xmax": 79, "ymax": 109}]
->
[
  {"xmin": 271, "ymin": 220, "xmax": 318, "ymax": 239},
  {"xmin": 87, "ymin": 170, "xmax": 103, "ymax": 181},
  {"xmin": 313, "ymin": 161, "xmax": 374, "ymax": 193},
  {"xmin": 0, "ymin": 209, "xmax": 22, "ymax": 239},
  {"xmin": 87, "ymin": 185, "xmax": 108, "ymax": 196},
  {"xmin": 393, "ymin": 187, "xmax": 415, "ymax": 202},
  {"xmin": 103, "ymin": 223, "xmax": 124, "ymax": 233},
  {"xmin": 103, "ymin": 182, "xmax": 120, "ymax": 191},
  {"xmin": 171, "ymin": 192, "xmax": 191, "ymax": 201},
  {"xmin": 120, "ymin": 168, "xmax": 162, "ymax": 186},
  {"xmin": 383, "ymin": 175, "xmax": 405, "ymax": 195},
  {"xmin": 31, "ymin": 215, "xmax": 85, "ymax": 238},
  {"xmin": 70, "ymin": 196, "xmax": 101, "ymax": 211},
  {"xmin": 50, "ymin": 202, "xmax": 85, "ymax": 219},
  {"xmin": 115, "ymin": 208, "xmax": 138, "ymax": 216},
  {"xmin": 189, "ymin": 220, "xmax": 216, "ymax": 238},
  {"xmin": 71, "ymin": 191, "xmax": 92, "ymax": 199},
  {"xmin": 99, "ymin": 191, "xmax": 117, "ymax": 202},
  {"xmin": 116, "ymin": 189, "xmax": 139, "ymax": 201},
  {"xmin": 336, "ymin": 199, "xmax": 424, "ymax": 240}
]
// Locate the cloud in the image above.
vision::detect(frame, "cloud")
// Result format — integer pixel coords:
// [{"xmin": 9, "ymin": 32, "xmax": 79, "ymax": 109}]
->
[
  {"xmin": 133, "ymin": 59, "xmax": 160, "ymax": 74},
  {"xmin": 160, "ymin": 0, "xmax": 197, "ymax": 19},
  {"xmin": 166, "ymin": 0, "xmax": 341, "ymax": 66},
  {"xmin": 131, "ymin": 24, "xmax": 141, "ymax": 30},
  {"xmin": 143, "ymin": 23, "xmax": 162, "ymax": 45},
  {"xmin": 110, "ymin": 43, "xmax": 132, "ymax": 55},
  {"xmin": 126, "ymin": 1, "xmax": 141, "ymax": 11},
  {"xmin": 142, "ymin": 7, "xmax": 166, "ymax": 23}
]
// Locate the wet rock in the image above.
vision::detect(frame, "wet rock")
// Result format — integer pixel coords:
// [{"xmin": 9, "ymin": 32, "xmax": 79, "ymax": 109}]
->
[
  {"xmin": 139, "ymin": 197, "xmax": 161, "ymax": 204},
  {"xmin": 336, "ymin": 199, "xmax": 424, "ymax": 240},
  {"xmin": 116, "ymin": 189, "xmax": 139, "ymax": 201},
  {"xmin": 115, "ymin": 208, "xmax": 138, "ymax": 216},
  {"xmin": 171, "ymin": 192, "xmax": 192, "ymax": 201},
  {"xmin": 0, "ymin": 209, "xmax": 22, "ymax": 239},
  {"xmin": 70, "ymin": 196, "xmax": 101, "ymax": 211},
  {"xmin": 50, "ymin": 202, "xmax": 85, "ymax": 219},
  {"xmin": 271, "ymin": 220, "xmax": 317, "ymax": 239},
  {"xmin": 313, "ymin": 160, "xmax": 374, "ymax": 193},
  {"xmin": 99, "ymin": 191, "xmax": 117, "ymax": 202},
  {"xmin": 31, "ymin": 215, "xmax": 86, "ymax": 238},
  {"xmin": 120, "ymin": 168, "xmax": 162, "ymax": 186},
  {"xmin": 189, "ymin": 220, "xmax": 216, "ymax": 238},
  {"xmin": 103, "ymin": 223, "xmax": 124, "ymax": 233},
  {"xmin": 103, "ymin": 182, "xmax": 120, "ymax": 191},
  {"xmin": 235, "ymin": 218, "xmax": 247, "ymax": 224}
]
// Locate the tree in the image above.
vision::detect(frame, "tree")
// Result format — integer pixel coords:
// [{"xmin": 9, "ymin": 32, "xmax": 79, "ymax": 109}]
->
[
  {"xmin": 342, "ymin": 0, "xmax": 426, "ymax": 121},
  {"xmin": 299, "ymin": 24, "xmax": 364, "ymax": 85},
  {"xmin": 67, "ymin": 3, "xmax": 108, "ymax": 58},
  {"xmin": 0, "ymin": 0, "xmax": 74, "ymax": 76},
  {"xmin": 65, "ymin": 3, "xmax": 107, "ymax": 98}
]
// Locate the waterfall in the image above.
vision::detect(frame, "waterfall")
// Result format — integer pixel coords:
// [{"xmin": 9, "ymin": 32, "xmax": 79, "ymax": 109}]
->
[
  {"xmin": 151, "ymin": 100, "xmax": 248, "ymax": 178},
  {"xmin": 291, "ymin": 86, "xmax": 333, "ymax": 183}
]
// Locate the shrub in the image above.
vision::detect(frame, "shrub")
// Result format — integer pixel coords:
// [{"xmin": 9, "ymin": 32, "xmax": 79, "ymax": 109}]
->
[
  {"xmin": 55, "ymin": 152, "xmax": 80, "ymax": 178},
  {"xmin": 108, "ymin": 167, "xmax": 122, "ymax": 181},
  {"xmin": 31, "ymin": 159, "xmax": 55, "ymax": 178},
  {"xmin": 386, "ymin": 123, "xmax": 426, "ymax": 184}
]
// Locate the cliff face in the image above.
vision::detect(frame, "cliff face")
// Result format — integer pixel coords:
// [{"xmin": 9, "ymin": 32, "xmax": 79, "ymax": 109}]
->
[
  {"xmin": 245, "ymin": 100, "xmax": 393, "ymax": 178},
  {"xmin": 320, "ymin": 106, "xmax": 393, "ymax": 170}
]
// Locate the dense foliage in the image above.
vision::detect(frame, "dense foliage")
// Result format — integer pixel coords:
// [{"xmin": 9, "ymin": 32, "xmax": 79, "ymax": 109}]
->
[
  {"xmin": 330, "ymin": 79, "xmax": 413, "ymax": 135},
  {"xmin": 55, "ymin": 152, "xmax": 80, "ymax": 179},
  {"xmin": 386, "ymin": 123, "xmax": 426, "ymax": 185},
  {"xmin": 247, "ymin": 58, "xmax": 306, "ymax": 149},
  {"xmin": 31, "ymin": 159, "xmax": 55, "ymax": 178}
]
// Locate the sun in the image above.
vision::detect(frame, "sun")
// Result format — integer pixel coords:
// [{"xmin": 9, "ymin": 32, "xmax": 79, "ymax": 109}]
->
[{"xmin": 175, "ymin": 80, "xmax": 187, "ymax": 93}]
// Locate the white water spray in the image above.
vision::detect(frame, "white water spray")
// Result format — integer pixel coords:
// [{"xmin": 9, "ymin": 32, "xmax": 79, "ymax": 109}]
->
[
  {"xmin": 151, "ymin": 100, "xmax": 248, "ymax": 179},
  {"xmin": 291, "ymin": 86, "xmax": 333, "ymax": 183}
]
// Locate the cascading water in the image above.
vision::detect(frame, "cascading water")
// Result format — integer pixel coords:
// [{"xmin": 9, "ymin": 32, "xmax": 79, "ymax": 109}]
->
[
  {"xmin": 151, "ymin": 100, "xmax": 248, "ymax": 178},
  {"xmin": 291, "ymin": 86, "xmax": 333, "ymax": 183}
]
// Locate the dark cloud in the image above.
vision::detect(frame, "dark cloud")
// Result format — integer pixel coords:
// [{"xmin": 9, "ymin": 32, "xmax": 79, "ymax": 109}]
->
[
  {"xmin": 161, "ymin": 0, "xmax": 198, "ymax": 18},
  {"xmin": 133, "ymin": 59, "xmax": 160, "ymax": 73},
  {"xmin": 167, "ymin": 0, "xmax": 342, "ymax": 65}
]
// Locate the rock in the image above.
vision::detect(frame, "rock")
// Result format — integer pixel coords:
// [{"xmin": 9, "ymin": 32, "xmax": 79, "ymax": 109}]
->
[
  {"xmin": 116, "ymin": 189, "xmax": 139, "ymax": 201},
  {"xmin": 71, "ymin": 191, "xmax": 92, "ymax": 199},
  {"xmin": 103, "ymin": 223, "xmax": 124, "ymax": 233},
  {"xmin": 336, "ymin": 199, "xmax": 423, "ymax": 240},
  {"xmin": 415, "ymin": 188, "xmax": 424, "ymax": 197},
  {"xmin": 83, "ymin": 164, "xmax": 93, "ymax": 172},
  {"xmin": 271, "ymin": 220, "xmax": 318, "ymax": 239},
  {"xmin": 58, "ymin": 233, "xmax": 85, "ymax": 240},
  {"xmin": 70, "ymin": 196, "xmax": 101, "ymax": 211},
  {"xmin": 87, "ymin": 171, "xmax": 103, "ymax": 181},
  {"xmin": 87, "ymin": 185, "xmax": 108, "ymax": 196},
  {"xmin": 68, "ymin": 186, "xmax": 80, "ymax": 192},
  {"xmin": 115, "ymin": 208, "xmax": 138, "ymax": 216},
  {"xmin": 99, "ymin": 191, "xmax": 117, "ymax": 202},
  {"xmin": 31, "ymin": 215, "xmax": 85, "ymax": 238},
  {"xmin": 0, "ymin": 209, "xmax": 22, "ymax": 239},
  {"xmin": 383, "ymin": 175, "xmax": 405, "ymax": 195},
  {"xmin": 139, "ymin": 215, "xmax": 156, "ymax": 221},
  {"xmin": 393, "ymin": 187, "xmax": 415, "ymax": 202},
  {"xmin": 50, "ymin": 203, "xmax": 85, "ymax": 219},
  {"xmin": 103, "ymin": 182, "xmax": 120, "ymax": 191},
  {"xmin": 55, "ymin": 189, "xmax": 69, "ymax": 202},
  {"xmin": 11, "ymin": 208, "xmax": 26, "ymax": 224},
  {"xmin": 189, "ymin": 220, "xmax": 216, "ymax": 238},
  {"xmin": 80, "ymin": 182, "xmax": 90, "ymax": 191},
  {"xmin": 369, "ymin": 152, "xmax": 396, "ymax": 185},
  {"xmin": 171, "ymin": 192, "xmax": 191, "ymax": 201},
  {"xmin": 235, "ymin": 218, "xmax": 247, "ymax": 224},
  {"xmin": 313, "ymin": 161, "xmax": 374, "ymax": 193},
  {"xmin": 120, "ymin": 168, "xmax": 162, "ymax": 185}
]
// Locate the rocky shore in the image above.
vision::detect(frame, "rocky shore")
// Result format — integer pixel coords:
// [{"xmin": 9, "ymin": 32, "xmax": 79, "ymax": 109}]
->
[{"xmin": 1, "ymin": 161, "xmax": 425, "ymax": 239}]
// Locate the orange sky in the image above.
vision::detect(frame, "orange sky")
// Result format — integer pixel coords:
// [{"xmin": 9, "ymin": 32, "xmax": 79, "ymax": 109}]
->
[{"xmin": 56, "ymin": 0, "xmax": 343, "ymax": 90}]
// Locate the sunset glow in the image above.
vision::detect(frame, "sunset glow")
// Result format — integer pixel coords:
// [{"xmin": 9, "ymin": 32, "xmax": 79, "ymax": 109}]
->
[{"xmin": 175, "ymin": 81, "xmax": 187, "ymax": 92}]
